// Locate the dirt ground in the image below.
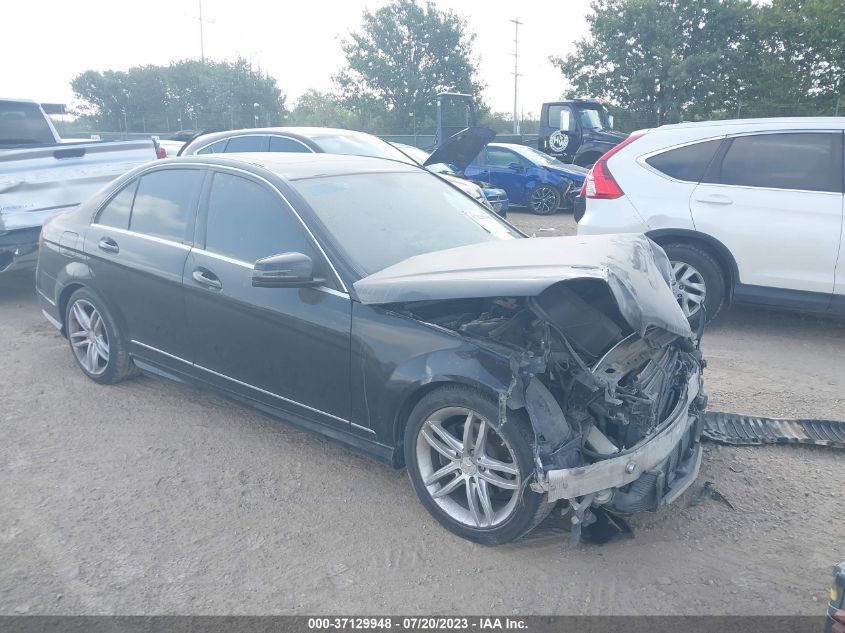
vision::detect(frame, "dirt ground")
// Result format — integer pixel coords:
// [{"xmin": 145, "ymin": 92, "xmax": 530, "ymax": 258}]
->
[{"xmin": 1, "ymin": 209, "xmax": 843, "ymax": 615}]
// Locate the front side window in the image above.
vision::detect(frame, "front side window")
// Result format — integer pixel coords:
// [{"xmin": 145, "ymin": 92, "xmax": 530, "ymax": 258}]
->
[
  {"xmin": 224, "ymin": 135, "xmax": 266, "ymax": 153},
  {"xmin": 129, "ymin": 169, "xmax": 203, "ymax": 242},
  {"xmin": 714, "ymin": 133, "xmax": 843, "ymax": 192},
  {"xmin": 547, "ymin": 105, "xmax": 574, "ymax": 131},
  {"xmin": 204, "ymin": 172, "xmax": 317, "ymax": 265},
  {"xmin": 292, "ymin": 171, "xmax": 519, "ymax": 276},
  {"xmin": 646, "ymin": 139, "xmax": 723, "ymax": 182},
  {"xmin": 96, "ymin": 180, "xmax": 138, "ymax": 229},
  {"xmin": 485, "ymin": 148, "xmax": 522, "ymax": 168},
  {"xmin": 268, "ymin": 136, "xmax": 311, "ymax": 153}
]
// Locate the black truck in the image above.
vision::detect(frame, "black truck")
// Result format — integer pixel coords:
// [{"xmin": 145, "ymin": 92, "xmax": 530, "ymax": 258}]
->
[{"xmin": 538, "ymin": 99, "xmax": 626, "ymax": 167}]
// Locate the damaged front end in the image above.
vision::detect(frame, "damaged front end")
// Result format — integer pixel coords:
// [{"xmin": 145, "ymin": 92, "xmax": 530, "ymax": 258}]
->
[{"xmin": 356, "ymin": 235, "xmax": 707, "ymax": 527}]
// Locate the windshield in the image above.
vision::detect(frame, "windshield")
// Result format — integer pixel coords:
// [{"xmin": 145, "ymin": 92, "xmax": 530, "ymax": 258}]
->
[
  {"xmin": 311, "ymin": 132, "xmax": 415, "ymax": 164},
  {"xmin": 576, "ymin": 105, "xmax": 613, "ymax": 131},
  {"xmin": 292, "ymin": 171, "xmax": 519, "ymax": 276},
  {"xmin": 393, "ymin": 143, "xmax": 430, "ymax": 165}
]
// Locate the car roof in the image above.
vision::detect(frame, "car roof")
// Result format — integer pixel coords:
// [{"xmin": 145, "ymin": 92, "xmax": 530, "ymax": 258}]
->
[
  {"xmin": 165, "ymin": 152, "xmax": 422, "ymax": 181},
  {"xmin": 655, "ymin": 117, "xmax": 845, "ymax": 132}
]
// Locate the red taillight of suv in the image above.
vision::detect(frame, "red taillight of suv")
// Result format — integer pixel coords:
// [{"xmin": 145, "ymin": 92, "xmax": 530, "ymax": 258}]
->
[
  {"xmin": 584, "ymin": 130, "xmax": 647, "ymax": 199},
  {"xmin": 156, "ymin": 145, "xmax": 167, "ymax": 159}
]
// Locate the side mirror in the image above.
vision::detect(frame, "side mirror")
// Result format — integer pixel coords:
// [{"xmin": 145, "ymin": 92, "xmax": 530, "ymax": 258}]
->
[
  {"xmin": 508, "ymin": 162, "xmax": 524, "ymax": 172},
  {"xmin": 252, "ymin": 252, "xmax": 323, "ymax": 288}
]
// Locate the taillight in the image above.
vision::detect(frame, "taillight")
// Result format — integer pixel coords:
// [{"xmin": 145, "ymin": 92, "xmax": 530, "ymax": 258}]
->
[
  {"xmin": 156, "ymin": 145, "xmax": 167, "ymax": 159},
  {"xmin": 584, "ymin": 130, "xmax": 647, "ymax": 199}
]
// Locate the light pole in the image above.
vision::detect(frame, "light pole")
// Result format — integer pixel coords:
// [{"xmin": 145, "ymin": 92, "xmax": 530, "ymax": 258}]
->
[{"xmin": 253, "ymin": 103, "xmax": 260, "ymax": 128}]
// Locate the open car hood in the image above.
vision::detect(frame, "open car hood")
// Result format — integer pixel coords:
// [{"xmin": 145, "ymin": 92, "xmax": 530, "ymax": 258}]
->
[
  {"xmin": 354, "ymin": 234, "xmax": 692, "ymax": 338},
  {"xmin": 424, "ymin": 126, "xmax": 496, "ymax": 172}
]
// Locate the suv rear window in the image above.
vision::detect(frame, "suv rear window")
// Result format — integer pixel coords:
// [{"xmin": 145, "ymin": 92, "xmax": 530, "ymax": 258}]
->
[{"xmin": 646, "ymin": 139, "xmax": 722, "ymax": 182}]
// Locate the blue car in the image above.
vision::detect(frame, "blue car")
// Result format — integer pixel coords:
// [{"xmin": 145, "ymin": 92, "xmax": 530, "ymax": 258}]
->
[{"xmin": 464, "ymin": 142, "xmax": 588, "ymax": 215}]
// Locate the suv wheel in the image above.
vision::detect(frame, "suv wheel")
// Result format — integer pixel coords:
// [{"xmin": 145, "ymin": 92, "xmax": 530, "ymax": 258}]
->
[
  {"xmin": 405, "ymin": 385, "xmax": 553, "ymax": 545},
  {"xmin": 661, "ymin": 242, "xmax": 726, "ymax": 325}
]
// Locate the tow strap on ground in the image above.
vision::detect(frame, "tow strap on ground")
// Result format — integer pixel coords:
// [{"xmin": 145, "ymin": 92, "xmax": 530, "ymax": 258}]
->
[{"xmin": 703, "ymin": 411, "xmax": 845, "ymax": 449}]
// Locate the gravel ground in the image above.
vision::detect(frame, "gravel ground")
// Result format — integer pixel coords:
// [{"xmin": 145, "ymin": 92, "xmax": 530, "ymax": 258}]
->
[{"xmin": 1, "ymin": 209, "xmax": 843, "ymax": 615}]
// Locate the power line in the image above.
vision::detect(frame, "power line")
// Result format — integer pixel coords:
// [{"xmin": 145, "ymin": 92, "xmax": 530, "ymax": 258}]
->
[{"xmin": 509, "ymin": 18, "xmax": 523, "ymax": 134}]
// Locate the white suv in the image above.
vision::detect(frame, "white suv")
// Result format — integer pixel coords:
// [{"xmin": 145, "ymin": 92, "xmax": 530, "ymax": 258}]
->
[{"xmin": 577, "ymin": 118, "xmax": 845, "ymax": 323}]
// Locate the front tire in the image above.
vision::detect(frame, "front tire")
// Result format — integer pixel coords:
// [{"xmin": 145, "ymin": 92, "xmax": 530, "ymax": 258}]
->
[
  {"xmin": 661, "ymin": 242, "xmax": 726, "ymax": 325},
  {"xmin": 404, "ymin": 385, "xmax": 552, "ymax": 545},
  {"xmin": 65, "ymin": 288, "xmax": 137, "ymax": 384},
  {"xmin": 528, "ymin": 185, "xmax": 561, "ymax": 215}
]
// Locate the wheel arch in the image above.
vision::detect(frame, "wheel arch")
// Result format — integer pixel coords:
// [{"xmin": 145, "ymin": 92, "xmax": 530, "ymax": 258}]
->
[
  {"xmin": 646, "ymin": 228, "xmax": 739, "ymax": 301},
  {"xmin": 58, "ymin": 282, "xmax": 130, "ymax": 341}
]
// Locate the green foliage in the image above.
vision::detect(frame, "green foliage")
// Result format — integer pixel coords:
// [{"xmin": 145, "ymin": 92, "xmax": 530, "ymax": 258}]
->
[
  {"xmin": 287, "ymin": 90, "xmax": 362, "ymax": 129},
  {"xmin": 71, "ymin": 59, "xmax": 286, "ymax": 132},
  {"xmin": 335, "ymin": 0, "xmax": 485, "ymax": 133},
  {"xmin": 553, "ymin": 0, "xmax": 845, "ymax": 124}
]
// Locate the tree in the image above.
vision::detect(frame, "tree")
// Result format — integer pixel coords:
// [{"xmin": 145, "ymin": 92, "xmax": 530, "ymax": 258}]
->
[
  {"xmin": 71, "ymin": 59, "xmax": 286, "ymax": 132},
  {"xmin": 552, "ymin": 0, "xmax": 761, "ymax": 125},
  {"xmin": 287, "ymin": 90, "xmax": 361, "ymax": 129},
  {"xmin": 335, "ymin": 0, "xmax": 485, "ymax": 133},
  {"xmin": 762, "ymin": 0, "xmax": 845, "ymax": 105}
]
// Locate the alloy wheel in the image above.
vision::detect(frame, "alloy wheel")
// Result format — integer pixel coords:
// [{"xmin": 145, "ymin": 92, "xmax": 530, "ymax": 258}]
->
[
  {"xmin": 529, "ymin": 186, "xmax": 559, "ymax": 214},
  {"xmin": 67, "ymin": 299, "xmax": 110, "ymax": 375},
  {"xmin": 670, "ymin": 260, "xmax": 707, "ymax": 317},
  {"xmin": 415, "ymin": 407, "xmax": 521, "ymax": 529}
]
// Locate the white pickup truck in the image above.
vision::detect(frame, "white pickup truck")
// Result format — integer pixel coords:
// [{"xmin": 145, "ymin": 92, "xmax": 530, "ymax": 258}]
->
[{"xmin": 0, "ymin": 98, "xmax": 158, "ymax": 274}]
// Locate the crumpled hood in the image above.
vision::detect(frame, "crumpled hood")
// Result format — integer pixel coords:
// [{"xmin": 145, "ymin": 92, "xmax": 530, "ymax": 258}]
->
[
  {"xmin": 547, "ymin": 164, "xmax": 588, "ymax": 182},
  {"xmin": 354, "ymin": 234, "xmax": 692, "ymax": 338}
]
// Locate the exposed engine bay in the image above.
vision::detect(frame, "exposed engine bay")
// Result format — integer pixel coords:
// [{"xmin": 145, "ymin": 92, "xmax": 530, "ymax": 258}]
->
[{"xmin": 396, "ymin": 278, "xmax": 707, "ymax": 521}]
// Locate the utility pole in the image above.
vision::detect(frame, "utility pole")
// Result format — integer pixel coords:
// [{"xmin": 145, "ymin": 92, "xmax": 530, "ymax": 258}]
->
[
  {"xmin": 510, "ymin": 18, "xmax": 523, "ymax": 135},
  {"xmin": 188, "ymin": 0, "xmax": 215, "ymax": 62}
]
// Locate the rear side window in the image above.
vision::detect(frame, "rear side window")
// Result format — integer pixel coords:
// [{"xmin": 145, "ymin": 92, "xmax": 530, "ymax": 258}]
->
[
  {"xmin": 715, "ymin": 132, "xmax": 843, "ymax": 192},
  {"xmin": 96, "ymin": 180, "xmax": 137, "ymax": 229},
  {"xmin": 130, "ymin": 169, "xmax": 203, "ymax": 242},
  {"xmin": 269, "ymin": 136, "xmax": 311, "ymax": 153},
  {"xmin": 196, "ymin": 139, "xmax": 227, "ymax": 154},
  {"xmin": 223, "ymin": 135, "xmax": 266, "ymax": 152},
  {"xmin": 646, "ymin": 139, "xmax": 722, "ymax": 182},
  {"xmin": 204, "ymin": 172, "xmax": 316, "ymax": 264}
]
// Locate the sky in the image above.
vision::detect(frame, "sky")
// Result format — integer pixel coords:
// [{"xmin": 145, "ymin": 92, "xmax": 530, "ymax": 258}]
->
[{"xmin": 4, "ymin": 0, "xmax": 594, "ymax": 117}]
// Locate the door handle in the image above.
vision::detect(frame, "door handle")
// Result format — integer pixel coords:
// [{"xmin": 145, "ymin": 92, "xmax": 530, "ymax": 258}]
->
[
  {"xmin": 694, "ymin": 194, "xmax": 733, "ymax": 205},
  {"xmin": 98, "ymin": 237, "xmax": 119, "ymax": 253},
  {"xmin": 192, "ymin": 268, "xmax": 222, "ymax": 290}
]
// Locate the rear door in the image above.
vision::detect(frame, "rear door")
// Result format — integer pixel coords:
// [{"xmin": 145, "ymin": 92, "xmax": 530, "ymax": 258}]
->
[
  {"xmin": 87, "ymin": 167, "xmax": 205, "ymax": 367},
  {"xmin": 690, "ymin": 131, "xmax": 844, "ymax": 296},
  {"xmin": 183, "ymin": 169, "xmax": 352, "ymax": 428}
]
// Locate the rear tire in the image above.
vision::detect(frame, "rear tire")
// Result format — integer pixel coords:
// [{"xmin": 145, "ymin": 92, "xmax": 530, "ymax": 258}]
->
[
  {"xmin": 404, "ymin": 384, "xmax": 552, "ymax": 545},
  {"xmin": 65, "ymin": 288, "xmax": 137, "ymax": 384},
  {"xmin": 660, "ymin": 242, "xmax": 726, "ymax": 325}
]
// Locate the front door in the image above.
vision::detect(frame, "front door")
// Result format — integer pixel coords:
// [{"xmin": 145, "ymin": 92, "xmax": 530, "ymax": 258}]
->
[
  {"xmin": 183, "ymin": 169, "xmax": 352, "ymax": 428},
  {"xmin": 690, "ymin": 131, "xmax": 843, "ymax": 298}
]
